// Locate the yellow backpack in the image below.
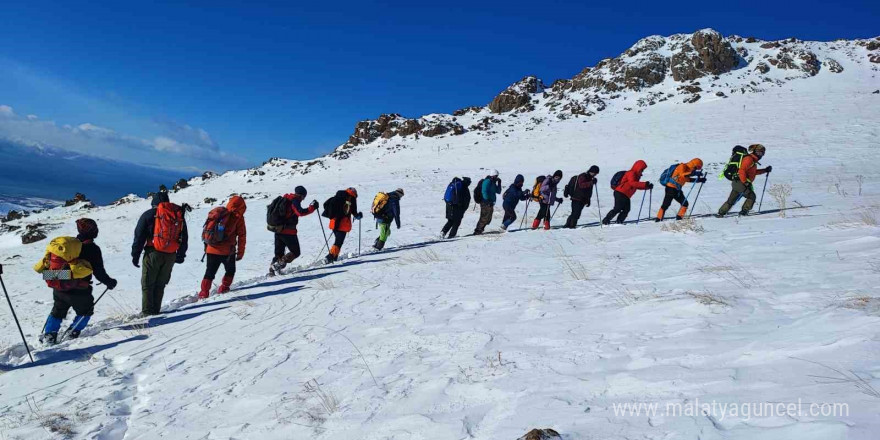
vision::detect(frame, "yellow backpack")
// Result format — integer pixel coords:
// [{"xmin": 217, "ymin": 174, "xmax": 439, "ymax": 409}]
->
[
  {"xmin": 371, "ymin": 192, "xmax": 389, "ymax": 215},
  {"xmin": 33, "ymin": 237, "xmax": 93, "ymax": 290}
]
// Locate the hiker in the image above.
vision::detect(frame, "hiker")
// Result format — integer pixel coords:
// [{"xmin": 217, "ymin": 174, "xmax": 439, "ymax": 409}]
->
[
  {"xmin": 532, "ymin": 170, "xmax": 564, "ymax": 230},
  {"xmin": 717, "ymin": 144, "xmax": 771, "ymax": 217},
  {"xmin": 198, "ymin": 196, "xmax": 247, "ymax": 299},
  {"xmin": 267, "ymin": 186, "xmax": 319, "ymax": 276},
  {"xmin": 564, "ymin": 165, "xmax": 599, "ymax": 228},
  {"xmin": 501, "ymin": 174, "xmax": 530, "ymax": 230},
  {"xmin": 656, "ymin": 158, "xmax": 706, "ymax": 221},
  {"xmin": 323, "ymin": 187, "xmax": 362, "ymax": 263},
  {"xmin": 441, "ymin": 177, "xmax": 471, "ymax": 238},
  {"xmin": 132, "ymin": 191, "xmax": 188, "ymax": 316},
  {"xmin": 372, "ymin": 189, "xmax": 404, "ymax": 250},
  {"xmin": 36, "ymin": 219, "xmax": 117, "ymax": 343},
  {"xmin": 474, "ymin": 170, "xmax": 501, "ymax": 235},
  {"xmin": 603, "ymin": 160, "xmax": 653, "ymax": 225}
]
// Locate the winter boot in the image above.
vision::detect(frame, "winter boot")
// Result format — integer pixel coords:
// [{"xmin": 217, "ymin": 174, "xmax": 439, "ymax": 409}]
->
[
  {"xmin": 40, "ymin": 332, "xmax": 58, "ymax": 345},
  {"xmin": 676, "ymin": 205, "xmax": 688, "ymax": 220},
  {"xmin": 68, "ymin": 330, "xmax": 81, "ymax": 339},
  {"xmin": 655, "ymin": 208, "xmax": 665, "ymax": 222},
  {"xmin": 218, "ymin": 275, "xmax": 233, "ymax": 294},
  {"xmin": 198, "ymin": 278, "xmax": 212, "ymax": 299},
  {"xmin": 40, "ymin": 315, "xmax": 63, "ymax": 344},
  {"xmin": 531, "ymin": 218, "xmax": 540, "ymax": 230},
  {"xmin": 325, "ymin": 245, "xmax": 341, "ymax": 264},
  {"xmin": 543, "ymin": 219, "xmax": 551, "ymax": 230},
  {"xmin": 373, "ymin": 239, "xmax": 385, "ymax": 251}
]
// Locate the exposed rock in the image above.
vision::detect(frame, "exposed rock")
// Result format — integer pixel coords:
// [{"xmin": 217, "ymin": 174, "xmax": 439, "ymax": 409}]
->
[
  {"xmin": 518, "ymin": 428, "xmax": 561, "ymax": 440},
  {"xmin": 746, "ymin": 36, "xmax": 757, "ymax": 43},
  {"xmin": 112, "ymin": 194, "xmax": 141, "ymax": 206},
  {"xmin": 21, "ymin": 224, "xmax": 47, "ymax": 244},
  {"xmin": 204, "ymin": 197, "xmax": 217, "ymax": 205},
  {"xmin": 683, "ymin": 94, "xmax": 702, "ymax": 104},
  {"xmin": 825, "ymin": 59, "xmax": 844, "ymax": 73},
  {"xmin": 678, "ymin": 84, "xmax": 703, "ymax": 94},
  {"xmin": 488, "ymin": 76, "xmax": 544, "ymax": 113},
  {"xmin": 469, "ymin": 116, "xmax": 501, "ymax": 131},
  {"xmin": 172, "ymin": 178, "xmax": 190, "ymax": 192},
  {"xmin": 716, "ymin": 91, "xmax": 727, "ymax": 97},
  {"xmin": 2, "ymin": 210, "xmax": 26, "ymax": 223},
  {"xmin": 452, "ymin": 106, "xmax": 482, "ymax": 116},
  {"xmin": 760, "ymin": 42, "xmax": 781, "ymax": 49},
  {"xmin": 754, "ymin": 62, "xmax": 770, "ymax": 74},
  {"xmin": 421, "ymin": 122, "xmax": 465, "ymax": 137},
  {"xmin": 248, "ymin": 169, "xmax": 266, "ymax": 176},
  {"xmin": 866, "ymin": 41, "xmax": 880, "ymax": 51},
  {"xmin": 870, "ymin": 54, "xmax": 880, "ymax": 64},
  {"xmin": 63, "ymin": 193, "xmax": 89, "ymax": 207},
  {"xmin": 346, "ymin": 114, "xmax": 424, "ymax": 146},
  {"xmin": 670, "ymin": 29, "xmax": 739, "ymax": 81},
  {"xmin": 775, "ymin": 48, "xmax": 819, "ymax": 76},
  {"xmin": 0, "ymin": 224, "xmax": 21, "ymax": 233},
  {"xmin": 202, "ymin": 171, "xmax": 218, "ymax": 180},
  {"xmin": 263, "ymin": 157, "xmax": 288, "ymax": 167}
]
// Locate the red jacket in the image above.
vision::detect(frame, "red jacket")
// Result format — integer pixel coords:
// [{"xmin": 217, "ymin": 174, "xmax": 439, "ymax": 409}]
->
[
  {"xmin": 738, "ymin": 154, "xmax": 768, "ymax": 184},
  {"xmin": 614, "ymin": 160, "xmax": 649, "ymax": 198},
  {"xmin": 279, "ymin": 193, "xmax": 316, "ymax": 235},
  {"xmin": 206, "ymin": 196, "xmax": 247, "ymax": 259}
]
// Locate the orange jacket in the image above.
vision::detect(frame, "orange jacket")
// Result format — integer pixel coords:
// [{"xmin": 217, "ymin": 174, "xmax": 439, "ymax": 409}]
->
[
  {"xmin": 614, "ymin": 160, "xmax": 649, "ymax": 198},
  {"xmin": 738, "ymin": 154, "xmax": 767, "ymax": 184},
  {"xmin": 328, "ymin": 189, "xmax": 359, "ymax": 232},
  {"xmin": 666, "ymin": 158, "xmax": 703, "ymax": 189},
  {"xmin": 206, "ymin": 196, "xmax": 247, "ymax": 259}
]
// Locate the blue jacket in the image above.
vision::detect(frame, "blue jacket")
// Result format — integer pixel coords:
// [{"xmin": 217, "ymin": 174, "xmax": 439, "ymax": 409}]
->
[
  {"xmin": 481, "ymin": 176, "xmax": 501, "ymax": 205},
  {"xmin": 502, "ymin": 174, "xmax": 529, "ymax": 210},
  {"xmin": 375, "ymin": 193, "xmax": 401, "ymax": 227}
]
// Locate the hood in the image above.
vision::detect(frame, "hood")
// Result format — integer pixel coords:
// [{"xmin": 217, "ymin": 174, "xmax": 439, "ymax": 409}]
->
[
  {"xmin": 631, "ymin": 160, "xmax": 648, "ymax": 174},
  {"xmin": 462, "ymin": 177, "xmax": 472, "ymax": 186},
  {"xmin": 588, "ymin": 165, "xmax": 600, "ymax": 175},
  {"xmin": 152, "ymin": 191, "xmax": 170, "ymax": 207},
  {"xmin": 686, "ymin": 158, "xmax": 703, "ymax": 171},
  {"xmin": 513, "ymin": 174, "xmax": 524, "ymax": 186},
  {"xmin": 226, "ymin": 195, "xmax": 247, "ymax": 214},
  {"xmin": 346, "ymin": 187, "xmax": 358, "ymax": 198}
]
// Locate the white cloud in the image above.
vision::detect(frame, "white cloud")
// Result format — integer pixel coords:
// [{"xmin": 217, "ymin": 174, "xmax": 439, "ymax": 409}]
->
[
  {"xmin": 26, "ymin": 114, "xmax": 38, "ymax": 120},
  {"xmin": 0, "ymin": 105, "xmax": 14, "ymax": 117}
]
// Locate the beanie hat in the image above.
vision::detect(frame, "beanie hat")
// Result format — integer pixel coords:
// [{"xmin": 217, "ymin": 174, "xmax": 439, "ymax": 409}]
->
[
  {"xmin": 588, "ymin": 165, "xmax": 600, "ymax": 174},
  {"xmin": 553, "ymin": 170, "xmax": 563, "ymax": 179},
  {"xmin": 294, "ymin": 186, "xmax": 307, "ymax": 197},
  {"xmin": 395, "ymin": 188, "xmax": 405, "ymax": 197},
  {"xmin": 490, "ymin": 169, "xmax": 499, "ymax": 177},
  {"xmin": 152, "ymin": 191, "xmax": 170, "ymax": 207},
  {"xmin": 748, "ymin": 144, "xmax": 766, "ymax": 155},
  {"xmin": 462, "ymin": 177, "xmax": 472, "ymax": 186},
  {"xmin": 346, "ymin": 187, "xmax": 358, "ymax": 198},
  {"xmin": 76, "ymin": 218, "xmax": 98, "ymax": 240}
]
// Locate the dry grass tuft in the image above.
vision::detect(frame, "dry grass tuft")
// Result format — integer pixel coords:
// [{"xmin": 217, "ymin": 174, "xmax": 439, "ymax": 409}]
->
[
  {"xmin": 660, "ymin": 218, "xmax": 704, "ymax": 234},
  {"xmin": 400, "ymin": 249, "xmax": 443, "ymax": 264},
  {"xmin": 768, "ymin": 183, "xmax": 793, "ymax": 217}
]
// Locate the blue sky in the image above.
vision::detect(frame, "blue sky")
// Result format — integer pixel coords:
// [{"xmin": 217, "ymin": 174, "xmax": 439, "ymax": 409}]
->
[{"xmin": 1, "ymin": 0, "xmax": 877, "ymax": 172}]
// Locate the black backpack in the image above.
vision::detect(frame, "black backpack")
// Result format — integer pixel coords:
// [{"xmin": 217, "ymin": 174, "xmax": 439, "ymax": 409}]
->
[
  {"xmin": 722, "ymin": 145, "xmax": 749, "ymax": 181},
  {"xmin": 610, "ymin": 170, "xmax": 626, "ymax": 189},
  {"xmin": 564, "ymin": 175, "xmax": 577, "ymax": 198},
  {"xmin": 266, "ymin": 196, "xmax": 292, "ymax": 230},
  {"xmin": 322, "ymin": 195, "xmax": 339, "ymax": 219},
  {"xmin": 473, "ymin": 178, "xmax": 486, "ymax": 204}
]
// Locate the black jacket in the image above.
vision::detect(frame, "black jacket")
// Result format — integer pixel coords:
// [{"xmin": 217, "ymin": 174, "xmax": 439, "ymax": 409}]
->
[
  {"xmin": 132, "ymin": 207, "xmax": 189, "ymax": 259},
  {"xmin": 78, "ymin": 240, "xmax": 113, "ymax": 287},
  {"xmin": 375, "ymin": 193, "xmax": 402, "ymax": 227}
]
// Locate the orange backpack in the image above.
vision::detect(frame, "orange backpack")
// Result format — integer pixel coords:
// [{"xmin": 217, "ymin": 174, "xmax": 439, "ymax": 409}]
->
[{"xmin": 153, "ymin": 202, "xmax": 184, "ymax": 253}]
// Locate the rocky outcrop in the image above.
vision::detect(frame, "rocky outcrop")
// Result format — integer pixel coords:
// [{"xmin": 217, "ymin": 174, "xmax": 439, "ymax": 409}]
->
[
  {"xmin": 63, "ymin": 193, "xmax": 89, "ymax": 207},
  {"xmin": 453, "ymin": 106, "xmax": 482, "ymax": 116},
  {"xmin": 421, "ymin": 121, "xmax": 465, "ymax": 137},
  {"xmin": 518, "ymin": 428, "xmax": 561, "ymax": 440},
  {"xmin": 204, "ymin": 197, "xmax": 217, "ymax": 205},
  {"xmin": 826, "ymin": 59, "xmax": 844, "ymax": 73},
  {"xmin": 670, "ymin": 29, "xmax": 739, "ymax": 81},
  {"xmin": 112, "ymin": 194, "xmax": 141, "ymax": 206},
  {"xmin": 488, "ymin": 76, "xmax": 544, "ymax": 113},
  {"xmin": 2, "ymin": 210, "xmax": 26, "ymax": 223},
  {"xmin": 774, "ymin": 48, "xmax": 819, "ymax": 76},
  {"xmin": 346, "ymin": 114, "xmax": 420, "ymax": 146},
  {"xmin": 201, "ymin": 171, "xmax": 218, "ymax": 180},
  {"xmin": 21, "ymin": 224, "xmax": 47, "ymax": 244},
  {"xmin": 172, "ymin": 178, "xmax": 189, "ymax": 192}
]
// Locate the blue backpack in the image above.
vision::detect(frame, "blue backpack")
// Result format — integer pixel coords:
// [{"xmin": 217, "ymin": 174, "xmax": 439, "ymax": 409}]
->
[
  {"xmin": 444, "ymin": 178, "xmax": 461, "ymax": 204},
  {"xmin": 658, "ymin": 164, "xmax": 680, "ymax": 188}
]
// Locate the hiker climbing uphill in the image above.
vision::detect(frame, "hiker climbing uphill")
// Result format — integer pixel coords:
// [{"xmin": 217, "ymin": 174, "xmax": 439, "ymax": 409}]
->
[
  {"xmin": 34, "ymin": 219, "xmax": 117, "ymax": 344},
  {"xmin": 532, "ymin": 170, "xmax": 564, "ymax": 230},
  {"xmin": 603, "ymin": 160, "xmax": 652, "ymax": 225},
  {"xmin": 372, "ymin": 188, "xmax": 404, "ymax": 250},
  {"xmin": 474, "ymin": 170, "xmax": 501, "ymax": 235},
  {"xmin": 132, "ymin": 191, "xmax": 188, "ymax": 316},
  {"xmin": 655, "ymin": 158, "xmax": 706, "ymax": 221},
  {"xmin": 323, "ymin": 187, "xmax": 362, "ymax": 263},
  {"xmin": 716, "ymin": 144, "xmax": 772, "ymax": 217},
  {"xmin": 501, "ymin": 174, "xmax": 530, "ymax": 230},
  {"xmin": 266, "ymin": 186, "xmax": 319, "ymax": 276},
  {"xmin": 198, "ymin": 196, "xmax": 247, "ymax": 299},
  {"xmin": 564, "ymin": 166, "xmax": 599, "ymax": 228},
  {"xmin": 442, "ymin": 177, "xmax": 471, "ymax": 239}
]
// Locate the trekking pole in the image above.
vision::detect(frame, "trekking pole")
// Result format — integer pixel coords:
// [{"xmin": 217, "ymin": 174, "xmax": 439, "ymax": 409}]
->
[
  {"xmin": 636, "ymin": 190, "xmax": 647, "ymax": 224},
  {"xmin": 316, "ymin": 214, "xmax": 331, "ymax": 255},
  {"xmin": 758, "ymin": 171, "xmax": 770, "ymax": 212},
  {"xmin": 550, "ymin": 202, "xmax": 561, "ymax": 221},
  {"xmin": 0, "ymin": 265, "xmax": 35, "ymax": 363},
  {"xmin": 358, "ymin": 218, "xmax": 362, "ymax": 256},
  {"xmin": 595, "ymin": 186, "xmax": 603, "ymax": 228},
  {"xmin": 519, "ymin": 198, "xmax": 531, "ymax": 229},
  {"xmin": 689, "ymin": 180, "xmax": 705, "ymax": 218},
  {"xmin": 58, "ymin": 315, "xmax": 85, "ymax": 344},
  {"xmin": 649, "ymin": 188, "xmax": 653, "ymax": 220},
  {"xmin": 93, "ymin": 286, "xmax": 110, "ymax": 307}
]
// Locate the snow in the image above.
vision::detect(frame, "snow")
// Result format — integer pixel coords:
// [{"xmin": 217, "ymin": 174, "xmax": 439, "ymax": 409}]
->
[{"xmin": 0, "ymin": 36, "xmax": 879, "ymax": 439}]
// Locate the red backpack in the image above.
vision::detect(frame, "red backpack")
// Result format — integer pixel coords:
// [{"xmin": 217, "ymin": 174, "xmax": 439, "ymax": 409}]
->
[
  {"xmin": 153, "ymin": 202, "xmax": 185, "ymax": 253},
  {"xmin": 202, "ymin": 207, "xmax": 230, "ymax": 246}
]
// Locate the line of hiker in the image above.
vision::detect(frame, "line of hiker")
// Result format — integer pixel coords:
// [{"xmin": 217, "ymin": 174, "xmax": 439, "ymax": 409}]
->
[{"xmin": 440, "ymin": 144, "xmax": 772, "ymax": 234}]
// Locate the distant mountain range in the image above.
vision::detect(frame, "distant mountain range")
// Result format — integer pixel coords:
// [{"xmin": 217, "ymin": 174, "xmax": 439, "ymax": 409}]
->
[{"xmin": 0, "ymin": 138, "xmax": 184, "ymax": 207}]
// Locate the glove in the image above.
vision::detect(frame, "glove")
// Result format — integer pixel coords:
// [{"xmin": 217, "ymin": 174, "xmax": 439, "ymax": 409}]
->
[
  {"xmin": 236, "ymin": 254, "xmax": 243, "ymax": 261},
  {"xmin": 310, "ymin": 200, "xmax": 319, "ymax": 209},
  {"xmin": 765, "ymin": 166, "xmax": 773, "ymax": 173},
  {"xmin": 646, "ymin": 182, "xmax": 654, "ymax": 190},
  {"xmin": 396, "ymin": 224, "xmax": 401, "ymax": 229},
  {"xmin": 556, "ymin": 197, "xmax": 564, "ymax": 204},
  {"xmin": 132, "ymin": 255, "xmax": 140, "ymax": 268},
  {"xmin": 586, "ymin": 202, "xmax": 591, "ymax": 207},
  {"xmin": 354, "ymin": 212, "xmax": 363, "ymax": 220},
  {"xmin": 697, "ymin": 177, "xmax": 707, "ymax": 183},
  {"xmin": 175, "ymin": 255, "xmax": 185, "ymax": 264},
  {"xmin": 106, "ymin": 278, "xmax": 118, "ymax": 290},
  {"xmin": 592, "ymin": 178, "xmax": 598, "ymax": 184}
]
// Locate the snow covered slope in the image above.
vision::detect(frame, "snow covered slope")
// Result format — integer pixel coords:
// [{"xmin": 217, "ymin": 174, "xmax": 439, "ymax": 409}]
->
[{"xmin": 0, "ymin": 30, "xmax": 878, "ymax": 439}]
